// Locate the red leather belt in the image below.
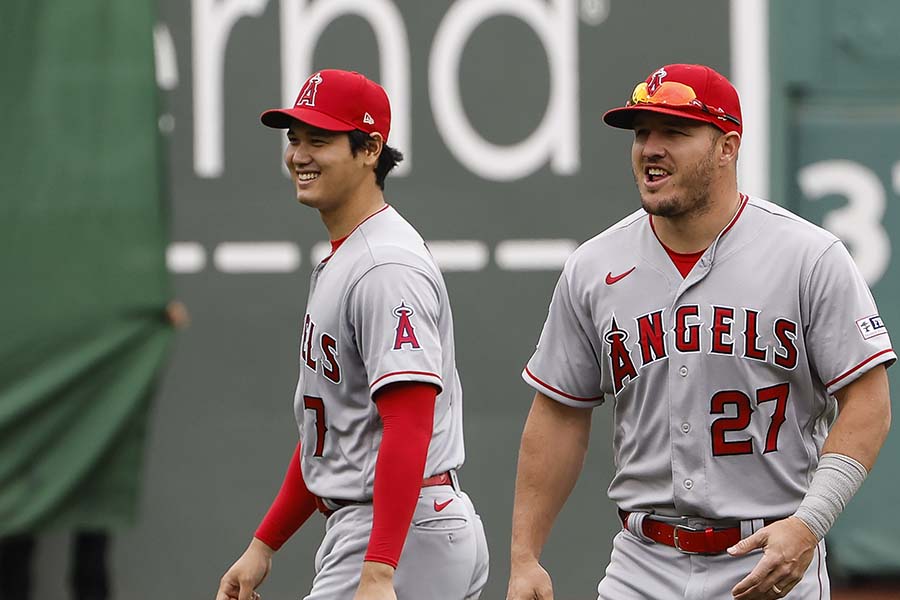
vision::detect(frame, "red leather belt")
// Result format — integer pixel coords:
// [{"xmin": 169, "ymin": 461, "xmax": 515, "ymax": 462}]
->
[
  {"xmin": 316, "ymin": 471, "xmax": 454, "ymax": 517},
  {"xmin": 619, "ymin": 510, "xmax": 781, "ymax": 555},
  {"xmin": 422, "ymin": 471, "xmax": 453, "ymax": 487}
]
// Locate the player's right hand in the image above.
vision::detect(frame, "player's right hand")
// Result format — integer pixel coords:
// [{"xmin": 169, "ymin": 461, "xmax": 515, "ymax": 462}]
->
[
  {"xmin": 506, "ymin": 560, "xmax": 554, "ymax": 599},
  {"xmin": 215, "ymin": 538, "xmax": 274, "ymax": 600}
]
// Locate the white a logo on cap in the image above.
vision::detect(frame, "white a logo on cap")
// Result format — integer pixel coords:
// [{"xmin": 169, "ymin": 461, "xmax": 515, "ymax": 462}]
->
[
  {"xmin": 363, "ymin": 112, "xmax": 375, "ymax": 125},
  {"xmin": 648, "ymin": 67, "xmax": 667, "ymax": 94},
  {"xmin": 297, "ymin": 72, "xmax": 323, "ymax": 107}
]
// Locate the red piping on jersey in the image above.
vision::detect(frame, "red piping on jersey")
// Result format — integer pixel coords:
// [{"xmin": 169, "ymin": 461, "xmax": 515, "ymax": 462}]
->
[
  {"xmin": 329, "ymin": 234, "xmax": 349, "ymax": 254},
  {"xmin": 370, "ymin": 370, "xmax": 442, "ymax": 389},
  {"xmin": 825, "ymin": 348, "xmax": 894, "ymax": 389},
  {"xmin": 321, "ymin": 204, "xmax": 392, "ymax": 263},
  {"xmin": 524, "ymin": 366, "xmax": 603, "ymax": 402},
  {"xmin": 719, "ymin": 193, "xmax": 749, "ymax": 237}
]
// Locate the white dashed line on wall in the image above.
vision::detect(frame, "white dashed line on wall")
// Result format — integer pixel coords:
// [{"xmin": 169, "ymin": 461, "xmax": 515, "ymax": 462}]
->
[
  {"xmin": 495, "ymin": 239, "xmax": 577, "ymax": 271},
  {"xmin": 427, "ymin": 241, "xmax": 490, "ymax": 272},
  {"xmin": 167, "ymin": 239, "xmax": 576, "ymax": 274},
  {"xmin": 213, "ymin": 242, "xmax": 301, "ymax": 273},
  {"xmin": 167, "ymin": 242, "xmax": 206, "ymax": 273}
]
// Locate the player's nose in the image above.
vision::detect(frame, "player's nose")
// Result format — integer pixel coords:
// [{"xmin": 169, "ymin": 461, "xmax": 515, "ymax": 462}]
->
[
  {"xmin": 641, "ymin": 131, "xmax": 667, "ymax": 159},
  {"xmin": 287, "ymin": 142, "xmax": 312, "ymax": 166}
]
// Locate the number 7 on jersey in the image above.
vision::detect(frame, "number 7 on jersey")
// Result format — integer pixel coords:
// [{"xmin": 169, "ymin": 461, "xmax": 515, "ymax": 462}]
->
[{"xmin": 303, "ymin": 395, "xmax": 327, "ymax": 457}]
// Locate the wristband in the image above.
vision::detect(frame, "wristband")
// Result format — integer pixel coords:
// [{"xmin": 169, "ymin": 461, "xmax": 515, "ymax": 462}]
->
[{"xmin": 793, "ymin": 453, "xmax": 867, "ymax": 540}]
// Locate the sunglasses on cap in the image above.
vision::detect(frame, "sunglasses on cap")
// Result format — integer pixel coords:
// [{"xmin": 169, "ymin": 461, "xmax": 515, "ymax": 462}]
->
[{"xmin": 628, "ymin": 81, "xmax": 741, "ymax": 127}]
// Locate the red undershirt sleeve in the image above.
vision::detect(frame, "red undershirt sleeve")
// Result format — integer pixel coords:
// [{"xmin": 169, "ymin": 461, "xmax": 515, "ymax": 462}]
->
[
  {"xmin": 365, "ymin": 381, "xmax": 437, "ymax": 567},
  {"xmin": 254, "ymin": 440, "xmax": 318, "ymax": 551}
]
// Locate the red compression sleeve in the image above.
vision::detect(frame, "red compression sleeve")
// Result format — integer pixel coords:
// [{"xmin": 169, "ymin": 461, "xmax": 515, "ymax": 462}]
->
[
  {"xmin": 365, "ymin": 382, "xmax": 437, "ymax": 567},
  {"xmin": 254, "ymin": 441, "xmax": 318, "ymax": 551}
]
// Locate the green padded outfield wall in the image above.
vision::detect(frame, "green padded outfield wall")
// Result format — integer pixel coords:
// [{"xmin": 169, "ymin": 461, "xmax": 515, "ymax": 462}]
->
[
  {"xmin": 771, "ymin": 0, "xmax": 900, "ymax": 577},
  {"xmin": 20, "ymin": 1, "xmax": 900, "ymax": 598},
  {"xmin": 0, "ymin": 1, "xmax": 173, "ymax": 537}
]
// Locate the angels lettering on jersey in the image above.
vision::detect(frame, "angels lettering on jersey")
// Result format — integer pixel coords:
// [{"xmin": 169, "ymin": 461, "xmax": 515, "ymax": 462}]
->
[
  {"xmin": 606, "ymin": 305, "xmax": 799, "ymax": 395},
  {"xmin": 301, "ymin": 313, "xmax": 341, "ymax": 384}
]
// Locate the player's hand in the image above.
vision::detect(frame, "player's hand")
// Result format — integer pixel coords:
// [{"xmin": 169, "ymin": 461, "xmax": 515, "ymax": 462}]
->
[
  {"xmin": 727, "ymin": 516, "xmax": 818, "ymax": 599},
  {"xmin": 353, "ymin": 561, "xmax": 397, "ymax": 600},
  {"xmin": 215, "ymin": 538, "xmax": 274, "ymax": 600},
  {"xmin": 507, "ymin": 560, "xmax": 554, "ymax": 599}
]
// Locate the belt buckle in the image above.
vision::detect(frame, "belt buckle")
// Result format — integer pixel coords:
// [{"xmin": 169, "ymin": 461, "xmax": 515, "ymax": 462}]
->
[{"xmin": 672, "ymin": 524, "xmax": 702, "ymax": 555}]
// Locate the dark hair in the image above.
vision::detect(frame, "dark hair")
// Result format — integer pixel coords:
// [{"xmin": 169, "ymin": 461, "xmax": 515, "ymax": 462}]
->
[{"xmin": 347, "ymin": 129, "xmax": 404, "ymax": 190}]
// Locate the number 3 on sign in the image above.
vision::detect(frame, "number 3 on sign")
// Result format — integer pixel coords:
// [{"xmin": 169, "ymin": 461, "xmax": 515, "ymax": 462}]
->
[{"xmin": 798, "ymin": 159, "xmax": 893, "ymax": 286}]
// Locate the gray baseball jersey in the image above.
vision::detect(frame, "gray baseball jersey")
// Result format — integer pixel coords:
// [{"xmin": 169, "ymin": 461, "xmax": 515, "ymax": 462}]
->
[
  {"xmin": 293, "ymin": 204, "xmax": 465, "ymax": 501},
  {"xmin": 524, "ymin": 195, "xmax": 895, "ymax": 520}
]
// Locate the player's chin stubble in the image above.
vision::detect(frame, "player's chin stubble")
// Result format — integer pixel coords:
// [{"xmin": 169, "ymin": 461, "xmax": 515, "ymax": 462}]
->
[{"xmin": 636, "ymin": 151, "xmax": 717, "ymax": 219}]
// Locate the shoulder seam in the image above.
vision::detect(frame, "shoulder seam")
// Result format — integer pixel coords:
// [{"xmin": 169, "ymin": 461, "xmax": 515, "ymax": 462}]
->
[{"xmin": 801, "ymin": 239, "xmax": 842, "ymax": 299}]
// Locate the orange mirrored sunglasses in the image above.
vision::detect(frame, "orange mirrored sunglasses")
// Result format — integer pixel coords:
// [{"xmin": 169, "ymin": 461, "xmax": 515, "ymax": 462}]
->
[{"xmin": 628, "ymin": 81, "xmax": 741, "ymax": 127}]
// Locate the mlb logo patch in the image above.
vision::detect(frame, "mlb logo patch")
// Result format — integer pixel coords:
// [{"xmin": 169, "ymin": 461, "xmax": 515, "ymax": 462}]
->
[{"xmin": 856, "ymin": 315, "xmax": 886, "ymax": 339}]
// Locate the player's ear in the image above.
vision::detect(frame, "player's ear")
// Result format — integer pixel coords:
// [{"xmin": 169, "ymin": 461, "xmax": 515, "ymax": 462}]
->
[
  {"xmin": 362, "ymin": 133, "xmax": 384, "ymax": 167},
  {"xmin": 718, "ymin": 131, "xmax": 741, "ymax": 166}
]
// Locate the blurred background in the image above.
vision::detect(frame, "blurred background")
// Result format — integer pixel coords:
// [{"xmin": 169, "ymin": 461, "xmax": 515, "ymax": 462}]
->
[{"xmin": 2, "ymin": 0, "xmax": 899, "ymax": 598}]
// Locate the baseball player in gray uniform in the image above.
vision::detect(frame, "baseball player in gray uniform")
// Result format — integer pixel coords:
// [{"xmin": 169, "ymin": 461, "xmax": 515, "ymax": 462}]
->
[
  {"xmin": 507, "ymin": 64, "xmax": 893, "ymax": 600},
  {"xmin": 215, "ymin": 69, "xmax": 488, "ymax": 600}
]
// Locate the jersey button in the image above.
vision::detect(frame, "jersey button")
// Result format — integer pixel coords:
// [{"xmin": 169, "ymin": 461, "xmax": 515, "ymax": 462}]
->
[
  {"xmin": 679, "ymin": 366, "xmax": 688, "ymax": 377},
  {"xmin": 683, "ymin": 479, "xmax": 694, "ymax": 490},
  {"xmin": 681, "ymin": 423, "xmax": 691, "ymax": 433}
]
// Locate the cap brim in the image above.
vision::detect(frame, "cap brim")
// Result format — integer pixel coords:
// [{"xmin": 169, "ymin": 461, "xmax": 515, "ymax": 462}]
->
[
  {"xmin": 602, "ymin": 105, "xmax": 725, "ymax": 131},
  {"xmin": 260, "ymin": 106, "xmax": 357, "ymax": 131}
]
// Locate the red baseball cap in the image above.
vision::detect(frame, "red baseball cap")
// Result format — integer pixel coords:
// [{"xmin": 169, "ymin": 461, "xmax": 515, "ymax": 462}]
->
[
  {"xmin": 603, "ymin": 64, "xmax": 742, "ymax": 135},
  {"xmin": 260, "ymin": 69, "xmax": 392, "ymax": 141}
]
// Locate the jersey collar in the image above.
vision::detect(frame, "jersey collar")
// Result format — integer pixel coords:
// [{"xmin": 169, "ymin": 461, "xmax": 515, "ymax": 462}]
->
[
  {"xmin": 321, "ymin": 204, "xmax": 391, "ymax": 263},
  {"xmin": 648, "ymin": 192, "xmax": 748, "ymax": 254}
]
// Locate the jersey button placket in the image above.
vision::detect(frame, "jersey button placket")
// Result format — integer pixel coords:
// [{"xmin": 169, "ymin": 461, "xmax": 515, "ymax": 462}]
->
[{"xmin": 670, "ymin": 355, "xmax": 702, "ymax": 511}]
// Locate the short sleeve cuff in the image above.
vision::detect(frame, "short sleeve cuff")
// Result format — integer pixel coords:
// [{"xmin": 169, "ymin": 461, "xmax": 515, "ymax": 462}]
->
[
  {"xmin": 825, "ymin": 349, "xmax": 896, "ymax": 395},
  {"xmin": 370, "ymin": 370, "xmax": 443, "ymax": 397},
  {"xmin": 522, "ymin": 366, "xmax": 604, "ymax": 408}
]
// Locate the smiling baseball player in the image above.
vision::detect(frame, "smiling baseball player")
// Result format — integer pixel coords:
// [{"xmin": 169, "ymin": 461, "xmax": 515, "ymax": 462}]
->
[
  {"xmin": 507, "ymin": 64, "xmax": 894, "ymax": 600},
  {"xmin": 214, "ymin": 69, "xmax": 488, "ymax": 600}
]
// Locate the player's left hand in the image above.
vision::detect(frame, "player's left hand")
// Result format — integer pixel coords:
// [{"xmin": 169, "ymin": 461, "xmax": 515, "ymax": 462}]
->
[
  {"xmin": 727, "ymin": 516, "xmax": 818, "ymax": 599},
  {"xmin": 353, "ymin": 560, "xmax": 398, "ymax": 600}
]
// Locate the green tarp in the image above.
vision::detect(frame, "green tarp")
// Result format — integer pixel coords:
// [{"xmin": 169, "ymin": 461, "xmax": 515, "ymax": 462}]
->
[{"xmin": 0, "ymin": 1, "xmax": 172, "ymax": 533}]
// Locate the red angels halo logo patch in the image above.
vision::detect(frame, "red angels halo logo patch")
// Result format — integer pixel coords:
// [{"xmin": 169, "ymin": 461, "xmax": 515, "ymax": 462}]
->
[
  {"xmin": 296, "ymin": 72, "xmax": 323, "ymax": 107},
  {"xmin": 392, "ymin": 301, "xmax": 421, "ymax": 350}
]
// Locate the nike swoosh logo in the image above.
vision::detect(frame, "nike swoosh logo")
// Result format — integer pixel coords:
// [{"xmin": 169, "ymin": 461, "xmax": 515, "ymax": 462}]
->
[
  {"xmin": 605, "ymin": 267, "xmax": 636, "ymax": 285},
  {"xmin": 433, "ymin": 499, "xmax": 454, "ymax": 512}
]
